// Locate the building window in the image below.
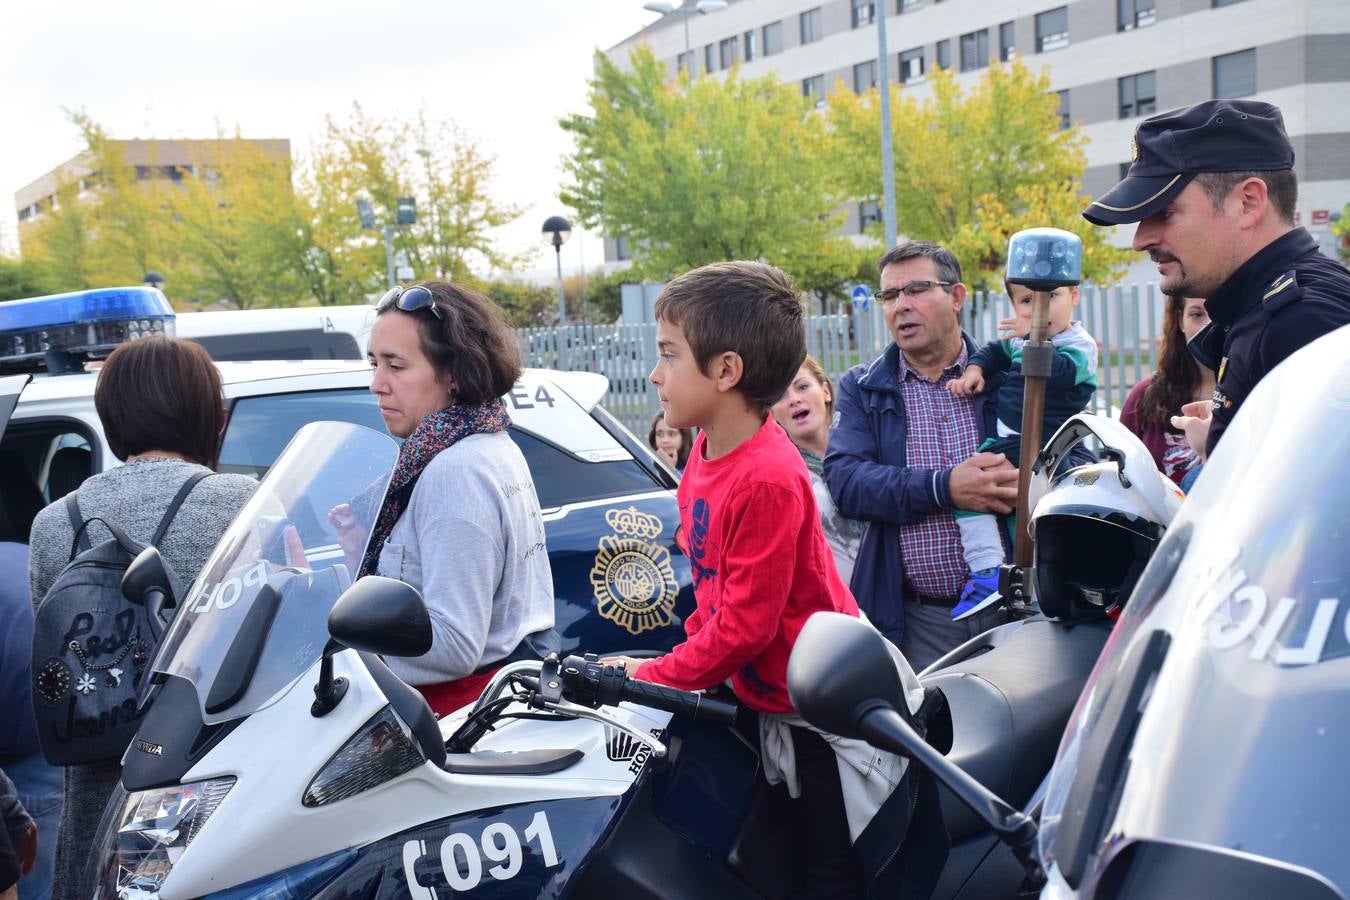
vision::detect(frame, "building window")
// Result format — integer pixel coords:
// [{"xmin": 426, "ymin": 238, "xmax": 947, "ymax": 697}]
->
[
  {"xmin": 1213, "ymin": 48, "xmax": 1256, "ymax": 98},
  {"xmin": 802, "ymin": 74, "xmax": 826, "ymax": 107},
  {"xmin": 801, "ymin": 8, "xmax": 823, "ymax": 44},
  {"xmin": 853, "ymin": 59, "xmax": 879, "ymax": 93},
  {"xmin": 1055, "ymin": 89, "xmax": 1071, "ymax": 129},
  {"xmin": 899, "ymin": 0, "xmax": 924, "ymax": 10},
  {"xmin": 744, "ymin": 30, "xmax": 757, "ymax": 61},
  {"xmin": 859, "ymin": 200, "xmax": 883, "ymax": 232},
  {"xmin": 1118, "ymin": 70, "xmax": 1156, "ymax": 118},
  {"xmin": 704, "ymin": 44, "xmax": 715, "ymax": 74},
  {"xmin": 676, "ymin": 50, "xmax": 694, "ymax": 74},
  {"xmin": 852, "ymin": 0, "xmax": 875, "ymax": 28},
  {"xmin": 1213, "ymin": 0, "xmax": 1247, "ymax": 5},
  {"xmin": 615, "ymin": 236, "xmax": 631, "ymax": 261},
  {"xmin": 959, "ymin": 29, "xmax": 990, "ymax": 72},
  {"xmin": 899, "ymin": 46, "xmax": 925, "ymax": 83},
  {"xmin": 1036, "ymin": 6, "xmax": 1069, "ymax": 52},
  {"xmin": 1118, "ymin": 0, "xmax": 1156, "ymax": 30},
  {"xmin": 719, "ymin": 36, "xmax": 739, "ymax": 69},
  {"xmin": 999, "ymin": 21, "xmax": 1016, "ymax": 61},
  {"xmin": 936, "ymin": 39, "xmax": 951, "ymax": 70},
  {"xmin": 763, "ymin": 20, "xmax": 784, "ymax": 55}
]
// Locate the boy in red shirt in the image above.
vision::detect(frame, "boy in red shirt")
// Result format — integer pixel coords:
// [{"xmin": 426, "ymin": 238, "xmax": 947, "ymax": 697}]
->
[{"xmin": 611, "ymin": 261, "xmax": 865, "ymax": 896}]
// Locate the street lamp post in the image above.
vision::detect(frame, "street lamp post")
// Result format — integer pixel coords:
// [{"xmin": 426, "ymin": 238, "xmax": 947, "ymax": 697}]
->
[
  {"xmin": 642, "ymin": 0, "xmax": 729, "ymax": 65},
  {"xmin": 876, "ymin": 1, "xmax": 898, "ymax": 249},
  {"xmin": 542, "ymin": 216, "xmax": 572, "ymax": 326}
]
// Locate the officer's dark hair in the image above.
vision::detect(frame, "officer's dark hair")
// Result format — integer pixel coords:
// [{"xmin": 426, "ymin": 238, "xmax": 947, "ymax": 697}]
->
[
  {"xmin": 377, "ymin": 281, "xmax": 522, "ymax": 405},
  {"xmin": 653, "ymin": 261, "xmax": 806, "ymax": 413},
  {"xmin": 96, "ymin": 335, "xmax": 224, "ymax": 469},
  {"xmin": 877, "ymin": 240, "xmax": 963, "ymax": 285},
  {"xmin": 1194, "ymin": 169, "xmax": 1298, "ymax": 225}
]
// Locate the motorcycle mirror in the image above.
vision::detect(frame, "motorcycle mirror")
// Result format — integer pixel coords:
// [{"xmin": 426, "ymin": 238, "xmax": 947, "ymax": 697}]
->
[
  {"xmin": 787, "ymin": 612, "xmax": 909, "ymax": 738},
  {"xmin": 122, "ymin": 546, "xmax": 177, "ymax": 622},
  {"xmin": 327, "ymin": 576, "xmax": 433, "ymax": 658}
]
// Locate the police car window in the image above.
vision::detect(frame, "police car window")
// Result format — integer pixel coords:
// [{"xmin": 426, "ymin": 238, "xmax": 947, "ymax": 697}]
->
[
  {"xmin": 0, "ymin": 420, "xmax": 98, "ymax": 504},
  {"xmin": 219, "ymin": 388, "xmax": 663, "ymax": 507},
  {"xmin": 191, "ymin": 330, "xmax": 361, "ymax": 361}
]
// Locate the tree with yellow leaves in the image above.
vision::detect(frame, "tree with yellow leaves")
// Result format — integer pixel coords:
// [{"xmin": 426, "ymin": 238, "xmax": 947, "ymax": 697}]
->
[{"xmin": 828, "ymin": 59, "xmax": 1130, "ymax": 289}]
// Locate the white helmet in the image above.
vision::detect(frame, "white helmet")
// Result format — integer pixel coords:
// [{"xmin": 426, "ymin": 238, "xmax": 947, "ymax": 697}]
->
[{"xmin": 1026, "ymin": 414, "xmax": 1184, "ymax": 620}]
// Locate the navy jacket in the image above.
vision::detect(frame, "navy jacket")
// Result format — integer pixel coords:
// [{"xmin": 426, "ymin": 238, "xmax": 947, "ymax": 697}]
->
[{"xmin": 822, "ymin": 336, "xmax": 1004, "ymax": 645}]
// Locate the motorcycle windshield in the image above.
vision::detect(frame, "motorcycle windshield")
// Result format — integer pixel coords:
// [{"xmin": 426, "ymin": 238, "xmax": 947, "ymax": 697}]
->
[
  {"xmin": 1039, "ymin": 327, "xmax": 1350, "ymax": 896},
  {"xmin": 146, "ymin": 421, "xmax": 398, "ymax": 725}
]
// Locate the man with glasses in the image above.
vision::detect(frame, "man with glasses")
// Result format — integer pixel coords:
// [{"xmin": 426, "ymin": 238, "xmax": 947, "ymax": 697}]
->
[{"xmin": 824, "ymin": 241, "xmax": 1018, "ymax": 669}]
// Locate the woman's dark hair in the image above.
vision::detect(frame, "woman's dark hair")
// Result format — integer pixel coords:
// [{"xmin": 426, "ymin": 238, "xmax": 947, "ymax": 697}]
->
[
  {"xmin": 648, "ymin": 411, "xmax": 693, "ymax": 468},
  {"xmin": 1139, "ymin": 296, "xmax": 1205, "ymax": 433},
  {"xmin": 95, "ymin": 335, "xmax": 224, "ymax": 468},
  {"xmin": 378, "ymin": 281, "xmax": 521, "ymax": 404}
]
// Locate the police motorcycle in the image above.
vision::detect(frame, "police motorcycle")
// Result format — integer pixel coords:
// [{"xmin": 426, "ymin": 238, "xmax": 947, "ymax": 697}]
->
[
  {"xmin": 792, "ymin": 328, "xmax": 1350, "ymax": 898},
  {"xmin": 82, "ymin": 406, "xmax": 1179, "ymax": 900}
]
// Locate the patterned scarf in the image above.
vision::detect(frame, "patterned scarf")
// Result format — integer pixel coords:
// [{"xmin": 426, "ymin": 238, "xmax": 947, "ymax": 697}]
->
[{"xmin": 358, "ymin": 399, "xmax": 512, "ymax": 577}]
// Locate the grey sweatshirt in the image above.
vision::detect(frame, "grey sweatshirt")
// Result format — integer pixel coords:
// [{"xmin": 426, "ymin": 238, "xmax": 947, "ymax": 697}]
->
[
  {"xmin": 377, "ymin": 432, "xmax": 555, "ymax": 685},
  {"xmin": 28, "ymin": 458, "xmax": 255, "ymax": 900}
]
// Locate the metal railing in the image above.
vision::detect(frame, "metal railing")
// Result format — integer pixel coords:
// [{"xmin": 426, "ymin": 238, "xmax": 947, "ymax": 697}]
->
[{"xmin": 517, "ymin": 283, "xmax": 1166, "ymax": 436}]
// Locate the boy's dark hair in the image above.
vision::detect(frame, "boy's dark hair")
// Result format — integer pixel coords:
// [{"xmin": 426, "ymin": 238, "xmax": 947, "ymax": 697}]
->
[
  {"xmin": 377, "ymin": 281, "xmax": 522, "ymax": 404},
  {"xmin": 877, "ymin": 240, "xmax": 963, "ymax": 284},
  {"xmin": 96, "ymin": 335, "xmax": 224, "ymax": 469},
  {"xmin": 654, "ymin": 261, "xmax": 806, "ymax": 411}
]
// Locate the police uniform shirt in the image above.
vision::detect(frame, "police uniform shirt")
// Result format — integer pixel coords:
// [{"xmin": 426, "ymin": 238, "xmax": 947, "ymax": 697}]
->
[{"xmin": 1192, "ymin": 227, "xmax": 1350, "ymax": 455}]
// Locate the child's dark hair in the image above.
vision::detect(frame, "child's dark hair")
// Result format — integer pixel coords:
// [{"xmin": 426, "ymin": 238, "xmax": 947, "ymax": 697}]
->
[{"xmin": 653, "ymin": 261, "xmax": 806, "ymax": 411}]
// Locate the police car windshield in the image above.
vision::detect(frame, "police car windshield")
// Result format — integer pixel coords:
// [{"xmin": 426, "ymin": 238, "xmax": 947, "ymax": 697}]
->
[
  {"xmin": 146, "ymin": 421, "xmax": 398, "ymax": 724},
  {"xmin": 1039, "ymin": 326, "xmax": 1350, "ymax": 892}
]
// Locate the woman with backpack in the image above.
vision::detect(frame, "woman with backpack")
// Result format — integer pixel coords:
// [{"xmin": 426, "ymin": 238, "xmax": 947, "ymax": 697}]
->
[{"xmin": 27, "ymin": 336, "xmax": 255, "ymax": 900}]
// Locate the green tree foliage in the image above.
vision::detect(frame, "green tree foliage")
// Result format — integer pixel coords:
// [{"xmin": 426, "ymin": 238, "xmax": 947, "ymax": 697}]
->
[
  {"xmin": 0, "ymin": 254, "xmax": 46, "ymax": 301},
  {"xmin": 560, "ymin": 46, "xmax": 869, "ymax": 300},
  {"xmin": 828, "ymin": 59, "xmax": 1130, "ymax": 289},
  {"xmin": 472, "ymin": 278, "xmax": 554, "ymax": 328},
  {"xmin": 1332, "ymin": 203, "xmax": 1350, "ymax": 263}
]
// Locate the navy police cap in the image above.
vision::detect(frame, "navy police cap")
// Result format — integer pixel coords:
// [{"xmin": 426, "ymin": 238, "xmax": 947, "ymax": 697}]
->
[{"xmin": 1083, "ymin": 99, "xmax": 1294, "ymax": 226}]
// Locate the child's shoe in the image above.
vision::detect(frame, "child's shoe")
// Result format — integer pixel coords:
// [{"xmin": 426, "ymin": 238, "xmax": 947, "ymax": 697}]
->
[{"xmin": 951, "ymin": 567, "xmax": 1001, "ymax": 621}]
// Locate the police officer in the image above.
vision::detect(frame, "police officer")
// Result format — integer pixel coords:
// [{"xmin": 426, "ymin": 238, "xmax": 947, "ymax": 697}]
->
[{"xmin": 1083, "ymin": 99, "xmax": 1350, "ymax": 459}]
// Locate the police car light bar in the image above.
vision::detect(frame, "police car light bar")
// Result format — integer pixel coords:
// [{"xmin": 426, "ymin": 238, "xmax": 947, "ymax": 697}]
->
[{"xmin": 0, "ymin": 287, "xmax": 175, "ymax": 374}]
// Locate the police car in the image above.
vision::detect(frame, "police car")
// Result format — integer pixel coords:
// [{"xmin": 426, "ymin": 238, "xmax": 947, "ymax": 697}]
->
[{"xmin": 0, "ymin": 287, "xmax": 692, "ymax": 656}]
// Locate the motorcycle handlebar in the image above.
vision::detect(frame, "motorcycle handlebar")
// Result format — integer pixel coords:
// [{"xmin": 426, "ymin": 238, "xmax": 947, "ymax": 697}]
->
[{"xmin": 619, "ymin": 677, "xmax": 739, "ymax": 725}]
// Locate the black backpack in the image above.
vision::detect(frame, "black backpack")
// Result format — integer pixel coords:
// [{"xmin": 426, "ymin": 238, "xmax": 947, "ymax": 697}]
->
[{"xmin": 31, "ymin": 472, "xmax": 212, "ymax": 766}]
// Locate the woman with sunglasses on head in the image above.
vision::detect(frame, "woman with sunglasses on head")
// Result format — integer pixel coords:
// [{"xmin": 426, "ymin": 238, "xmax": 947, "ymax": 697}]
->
[{"xmin": 332, "ymin": 283, "xmax": 555, "ymax": 716}]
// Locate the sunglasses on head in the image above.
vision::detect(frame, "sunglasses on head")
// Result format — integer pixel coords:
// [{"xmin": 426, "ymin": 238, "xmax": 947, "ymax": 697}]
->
[{"xmin": 377, "ymin": 285, "xmax": 443, "ymax": 319}]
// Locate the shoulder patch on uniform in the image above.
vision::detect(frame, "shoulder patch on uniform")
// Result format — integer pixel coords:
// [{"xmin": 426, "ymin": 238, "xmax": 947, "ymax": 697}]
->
[{"xmin": 1262, "ymin": 271, "xmax": 1301, "ymax": 312}]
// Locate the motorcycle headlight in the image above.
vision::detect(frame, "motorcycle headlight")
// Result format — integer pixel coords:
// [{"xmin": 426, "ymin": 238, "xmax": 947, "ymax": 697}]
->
[
  {"xmin": 303, "ymin": 705, "xmax": 425, "ymax": 807},
  {"xmin": 90, "ymin": 777, "xmax": 235, "ymax": 899}
]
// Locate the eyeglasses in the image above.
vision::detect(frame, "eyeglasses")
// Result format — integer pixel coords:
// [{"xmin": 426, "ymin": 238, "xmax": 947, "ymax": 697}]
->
[
  {"xmin": 377, "ymin": 285, "xmax": 442, "ymax": 319},
  {"xmin": 872, "ymin": 280, "xmax": 954, "ymax": 303}
]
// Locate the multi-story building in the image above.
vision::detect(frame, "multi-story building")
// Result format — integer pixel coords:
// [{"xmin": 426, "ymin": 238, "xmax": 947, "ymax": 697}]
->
[
  {"xmin": 604, "ymin": 0, "xmax": 1349, "ymax": 274},
  {"xmin": 14, "ymin": 138, "xmax": 292, "ymax": 250}
]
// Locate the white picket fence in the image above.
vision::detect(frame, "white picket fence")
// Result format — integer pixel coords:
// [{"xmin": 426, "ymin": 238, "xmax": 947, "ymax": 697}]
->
[{"xmin": 517, "ymin": 283, "xmax": 1167, "ymax": 436}]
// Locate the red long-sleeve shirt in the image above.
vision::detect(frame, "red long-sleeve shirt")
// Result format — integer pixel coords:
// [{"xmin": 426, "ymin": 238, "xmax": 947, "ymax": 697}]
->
[{"xmin": 635, "ymin": 416, "xmax": 860, "ymax": 713}]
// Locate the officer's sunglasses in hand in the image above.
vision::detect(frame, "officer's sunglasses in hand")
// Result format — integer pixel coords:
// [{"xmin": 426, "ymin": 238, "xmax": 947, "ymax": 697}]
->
[
  {"xmin": 377, "ymin": 284, "xmax": 443, "ymax": 319},
  {"xmin": 872, "ymin": 280, "xmax": 954, "ymax": 304}
]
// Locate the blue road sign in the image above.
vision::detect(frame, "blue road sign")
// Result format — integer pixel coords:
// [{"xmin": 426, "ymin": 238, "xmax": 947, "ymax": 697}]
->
[{"xmin": 850, "ymin": 284, "xmax": 872, "ymax": 311}]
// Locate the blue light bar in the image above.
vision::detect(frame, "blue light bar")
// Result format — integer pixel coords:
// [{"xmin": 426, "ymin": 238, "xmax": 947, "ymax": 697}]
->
[{"xmin": 0, "ymin": 286, "xmax": 176, "ymax": 373}]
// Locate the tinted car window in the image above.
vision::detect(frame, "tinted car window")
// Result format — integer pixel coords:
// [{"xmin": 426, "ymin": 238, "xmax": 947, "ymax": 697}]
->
[
  {"xmin": 219, "ymin": 388, "xmax": 661, "ymax": 508},
  {"xmin": 192, "ymin": 330, "xmax": 361, "ymax": 361}
]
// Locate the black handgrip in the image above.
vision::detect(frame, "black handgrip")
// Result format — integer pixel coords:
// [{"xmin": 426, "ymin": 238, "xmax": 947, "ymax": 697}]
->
[{"xmin": 620, "ymin": 677, "xmax": 738, "ymax": 724}]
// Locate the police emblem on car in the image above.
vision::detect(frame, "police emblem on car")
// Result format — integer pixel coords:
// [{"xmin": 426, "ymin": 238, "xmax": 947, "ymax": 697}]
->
[{"xmin": 590, "ymin": 507, "xmax": 678, "ymax": 635}]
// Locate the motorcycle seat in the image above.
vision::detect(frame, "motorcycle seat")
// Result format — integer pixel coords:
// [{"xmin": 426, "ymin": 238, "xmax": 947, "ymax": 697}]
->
[
  {"xmin": 441, "ymin": 748, "xmax": 584, "ymax": 776},
  {"xmin": 920, "ymin": 618, "xmax": 1110, "ymax": 839}
]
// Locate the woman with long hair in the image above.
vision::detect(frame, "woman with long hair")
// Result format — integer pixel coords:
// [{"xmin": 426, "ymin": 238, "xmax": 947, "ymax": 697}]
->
[
  {"xmin": 647, "ymin": 411, "xmax": 693, "ymax": 472},
  {"xmin": 771, "ymin": 356, "xmax": 864, "ymax": 584},
  {"xmin": 1120, "ymin": 296, "xmax": 1216, "ymax": 486}
]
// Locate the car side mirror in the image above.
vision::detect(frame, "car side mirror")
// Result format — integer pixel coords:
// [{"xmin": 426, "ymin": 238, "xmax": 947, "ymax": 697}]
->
[
  {"xmin": 786, "ymin": 612, "xmax": 909, "ymax": 738},
  {"xmin": 315, "ymin": 576, "xmax": 431, "ymax": 717},
  {"xmin": 122, "ymin": 546, "xmax": 177, "ymax": 628}
]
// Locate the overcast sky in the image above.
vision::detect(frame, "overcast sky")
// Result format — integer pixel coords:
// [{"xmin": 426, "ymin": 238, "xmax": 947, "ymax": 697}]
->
[{"xmin": 0, "ymin": 1, "xmax": 657, "ymax": 281}]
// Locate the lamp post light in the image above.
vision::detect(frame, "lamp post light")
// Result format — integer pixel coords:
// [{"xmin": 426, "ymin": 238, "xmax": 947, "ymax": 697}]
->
[
  {"xmin": 542, "ymin": 216, "xmax": 572, "ymax": 326},
  {"xmin": 642, "ymin": 0, "xmax": 728, "ymax": 65}
]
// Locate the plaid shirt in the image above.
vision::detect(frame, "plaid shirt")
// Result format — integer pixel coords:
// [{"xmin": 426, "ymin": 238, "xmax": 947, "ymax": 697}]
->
[{"xmin": 896, "ymin": 345, "xmax": 980, "ymax": 599}]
